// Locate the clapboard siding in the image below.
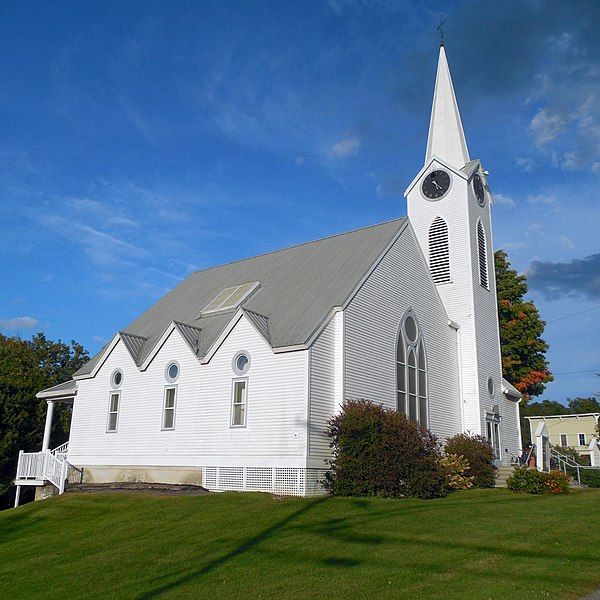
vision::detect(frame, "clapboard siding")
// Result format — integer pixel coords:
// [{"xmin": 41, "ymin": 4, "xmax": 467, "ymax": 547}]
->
[
  {"xmin": 500, "ymin": 397, "xmax": 521, "ymax": 465},
  {"xmin": 308, "ymin": 311, "xmax": 343, "ymax": 463},
  {"xmin": 70, "ymin": 316, "xmax": 308, "ymax": 469},
  {"xmin": 344, "ymin": 226, "xmax": 462, "ymax": 441}
]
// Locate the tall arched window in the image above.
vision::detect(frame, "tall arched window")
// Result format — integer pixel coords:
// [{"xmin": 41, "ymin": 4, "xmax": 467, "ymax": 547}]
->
[
  {"xmin": 477, "ymin": 220, "xmax": 489, "ymax": 289},
  {"xmin": 396, "ymin": 311, "xmax": 428, "ymax": 428},
  {"xmin": 429, "ymin": 217, "xmax": 450, "ymax": 284}
]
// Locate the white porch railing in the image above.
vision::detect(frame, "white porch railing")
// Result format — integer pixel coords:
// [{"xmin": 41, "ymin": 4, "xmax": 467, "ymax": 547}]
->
[{"xmin": 15, "ymin": 442, "xmax": 81, "ymax": 495}]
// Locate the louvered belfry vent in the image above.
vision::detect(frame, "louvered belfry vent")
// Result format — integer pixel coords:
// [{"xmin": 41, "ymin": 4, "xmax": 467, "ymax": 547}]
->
[
  {"xmin": 428, "ymin": 217, "xmax": 450, "ymax": 284},
  {"xmin": 477, "ymin": 220, "xmax": 489, "ymax": 289}
]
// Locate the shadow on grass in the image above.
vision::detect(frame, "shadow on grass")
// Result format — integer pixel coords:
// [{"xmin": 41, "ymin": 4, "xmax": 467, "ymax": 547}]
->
[{"xmin": 136, "ymin": 496, "xmax": 333, "ymax": 599}]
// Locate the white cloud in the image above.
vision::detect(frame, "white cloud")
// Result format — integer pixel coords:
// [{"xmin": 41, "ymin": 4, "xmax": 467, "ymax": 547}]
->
[
  {"xmin": 559, "ymin": 235, "xmax": 576, "ymax": 251},
  {"xmin": 0, "ymin": 316, "xmax": 39, "ymax": 331},
  {"xmin": 493, "ymin": 193, "xmax": 515, "ymax": 207},
  {"xmin": 528, "ymin": 194, "xmax": 560, "ymax": 211},
  {"xmin": 501, "ymin": 242, "xmax": 525, "ymax": 251},
  {"xmin": 530, "ymin": 109, "xmax": 566, "ymax": 146},
  {"xmin": 328, "ymin": 136, "xmax": 360, "ymax": 158},
  {"xmin": 295, "ymin": 155, "xmax": 305, "ymax": 166},
  {"xmin": 515, "ymin": 157, "xmax": 535, "ymax": 172}
]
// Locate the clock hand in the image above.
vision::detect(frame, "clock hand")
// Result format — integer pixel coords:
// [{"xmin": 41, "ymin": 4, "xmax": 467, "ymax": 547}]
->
[{"xmin": 432, "ymin": 181, "xmax": 442, "ymax": 190}]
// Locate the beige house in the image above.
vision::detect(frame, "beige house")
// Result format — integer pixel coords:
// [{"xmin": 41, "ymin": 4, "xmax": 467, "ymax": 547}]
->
[{"xmin": 526, "ymin": 414, "xmax": 600, "ymax": 459}]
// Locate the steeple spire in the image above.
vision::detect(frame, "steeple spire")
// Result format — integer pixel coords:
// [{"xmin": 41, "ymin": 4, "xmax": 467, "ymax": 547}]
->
[{"xmin": 425, "ymin": 45, "xmax": 470, "ymax": 169}]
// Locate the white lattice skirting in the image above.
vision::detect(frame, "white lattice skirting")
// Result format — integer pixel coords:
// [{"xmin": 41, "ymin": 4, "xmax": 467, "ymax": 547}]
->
[{"xmin": 202, "ymin": 466, "xmax": 329, "ymax": 497}]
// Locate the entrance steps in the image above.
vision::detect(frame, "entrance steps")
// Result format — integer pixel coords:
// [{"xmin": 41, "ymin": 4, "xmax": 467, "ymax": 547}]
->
[{"xmin": 495, "ymin": 466, "xmax": 515, "ymax": 488}]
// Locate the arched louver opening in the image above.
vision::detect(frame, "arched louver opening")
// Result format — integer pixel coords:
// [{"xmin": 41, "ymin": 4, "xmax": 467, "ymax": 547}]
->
[
  {"xmin": 396, "ymin": 311, "xmax": 428, "ymax": 427},
  {"xmin": 429, "ymin": 217, "xmax": 450, "ymax": 284},
  {"xmin": 477, "ymin": 220, "xmax": 489, "ymax": 289}
]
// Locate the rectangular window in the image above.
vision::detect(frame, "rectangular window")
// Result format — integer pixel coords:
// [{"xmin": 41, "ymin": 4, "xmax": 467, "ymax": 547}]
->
[
  {"xmin": 560, "ymin": 433, "xmax": 568, "ymax": 447},
  {"xmin": 579, "ymin": 433, "xmax": 586, "ymax": 446},
  {"xmin": 162, "ymin": 387, "xmax": 177, "ymax": 430},
  {"xmin": 231, "ymin": 379, "xmax": 247, "ymax": 427},
  {"xmin": 107, "ymin": 392, "xmax": 120, "ymax": 432}
]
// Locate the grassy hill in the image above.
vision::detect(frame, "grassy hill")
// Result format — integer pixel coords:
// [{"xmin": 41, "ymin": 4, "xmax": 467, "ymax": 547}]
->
[{"xmin": 1, "ymin": 488, "xmax": 599, "ymax": 599}]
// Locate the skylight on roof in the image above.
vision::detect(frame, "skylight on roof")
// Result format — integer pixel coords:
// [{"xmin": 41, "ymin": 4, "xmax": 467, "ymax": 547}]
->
[{"xmin": 200, "ymin": 281, "xmax": 260, "ymax": 315}]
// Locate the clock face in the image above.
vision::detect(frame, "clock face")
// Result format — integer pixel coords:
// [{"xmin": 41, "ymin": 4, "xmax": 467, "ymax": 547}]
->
[
  {"xmin": 422, "ymin": 170, "xmax": 451, "ymax": 200},
  {"xmin": 473, "ymin": 173, "xmax": 485, "ymax": 206}
]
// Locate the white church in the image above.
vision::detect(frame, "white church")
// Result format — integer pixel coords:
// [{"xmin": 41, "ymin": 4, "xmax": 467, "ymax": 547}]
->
[{"xmin": 15, "ymin": 45, "xmax": 522, "ymax": 501}]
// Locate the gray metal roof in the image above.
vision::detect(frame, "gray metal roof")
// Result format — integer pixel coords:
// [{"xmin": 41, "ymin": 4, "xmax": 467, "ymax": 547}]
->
[
  {"xmin": 36, "ymin": 380, "xmax": 78, "ymax": 399},
  {"xmin": 502, "ymin": 377, "xmax": 522, "ymax": 399},
  {"xmin": 74, "ymin": 218, "xmax": 408, "ymax": 377},
  {"xmin": 461, "ymin": 159, "xmax": 480, "ymax": 178}
]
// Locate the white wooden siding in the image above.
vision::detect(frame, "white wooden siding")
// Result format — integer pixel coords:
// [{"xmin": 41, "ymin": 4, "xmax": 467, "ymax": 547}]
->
[
  {"xmin": 69, "ymin": 316, "xmax": 309, "ymax": 469},
  {"xmin": 500, "ymin": 397, "xmax": 521, "ymax": 465},
  {"xmin": 344, "ymin": 225, "xmax": 462, "ymax": 441},
  {"xmin": 308, "ymin": 311, "xmax": 343, "ymax": 466}
]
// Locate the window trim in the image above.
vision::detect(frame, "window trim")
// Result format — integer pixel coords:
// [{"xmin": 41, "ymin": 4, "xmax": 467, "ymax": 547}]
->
[
  {"xmin": 230, "ymin": 377, "xmax": 249, "ymax": 428},
  {"xmin": 161, "ymin": 385, "xmax": 178, "ymax": 431},
  {"xmin": 477, "ymin": 219, "xmax": 489, "ymax": 290},
  {"xmin": 396, "ymin": 309, "xmax": 428, "ymax": 428},
  {"xmin": 106, "ymin": 390, "xmax": 121, "ymax": 433},
  {"xmin": 111, "ymin": 368, "xmax": 124, "ymax": 389},
  {"xmin": 232, "ymin": 351, "xmax": 251, "ymax": 376},
  {"xmin": 560, "ymin": 433, "xmax": 568, "ymax": 447},
  {"xmin": 578, "ymin": 433, "xmax": 586, "ymax": 447},
  {"xmin": 164, "ymin": 361, "xmax": 180, "ymax": 383},
  {"xmin": 429, "ymin": 216, "xmax": 451, "ymax": 285}
]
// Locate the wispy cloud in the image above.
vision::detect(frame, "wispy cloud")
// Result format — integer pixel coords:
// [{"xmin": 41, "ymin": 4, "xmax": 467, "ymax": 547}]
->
[
  {"xmin": 0, "ymin": 316, "xmax": 39, "ymax": 330},
  {"xmin": 528, "ymin": 194, "xmax": 560, "ymax": 211},
  {"xmin": 494, "ymin": 193, "xmax": 515, "ymax": 207},
  {"xmin": 328, "ymin": 136, "xmax": 360, "ymax": 158}
]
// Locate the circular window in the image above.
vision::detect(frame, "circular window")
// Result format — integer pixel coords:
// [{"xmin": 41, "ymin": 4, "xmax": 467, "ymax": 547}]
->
[
  {"xmin": 111, "ymin": 369, "xmax": 123, "ymax": 388},
  {"xmin": 165, "ymin": 361, "xmax": 180, "ymax": 383},
  {"xmin": 487, "ymin": 377, "xmax": 495, "ymax": 397},
  {"xmin": 404, "ymin": 315, "xmax": 418, "ymax": 343},
  {"xmin": 232, "ymin": 351, "xmax": 250, "ymax": 375}
]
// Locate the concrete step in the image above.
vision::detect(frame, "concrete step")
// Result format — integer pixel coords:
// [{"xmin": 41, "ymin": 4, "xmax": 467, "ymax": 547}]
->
[{"xmin": 495, "ymin": 466, "xmax": 515, "ymax": 488}]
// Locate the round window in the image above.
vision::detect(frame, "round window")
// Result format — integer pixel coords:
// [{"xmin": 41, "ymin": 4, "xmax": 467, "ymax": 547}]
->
[
  {"xmin": 165, "ymin": 361, "xmax": 180, "ymax": 383},
  {"xmin": 111, "ymin": 369, "xmax": 123, "ymax": 388},
  {"xmin": 487, "ymin": 377, "xmax": 495, "ymax": 397},
  {"xmin": 232, "ymin": 351, "xmax": 250, "ymax": 375},
  {"xmin": 404, "ymin": 315, "xmax": 418, "ymax": 343}
]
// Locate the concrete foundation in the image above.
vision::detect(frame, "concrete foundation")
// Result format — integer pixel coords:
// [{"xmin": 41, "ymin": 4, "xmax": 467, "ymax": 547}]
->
[
  {"xmin": 35, "ymin": 484, "xmax": 58, "ymax": 501},
  {"xmin": 81, "ymin": 465, "xmax": 203, "ymax": 486}
]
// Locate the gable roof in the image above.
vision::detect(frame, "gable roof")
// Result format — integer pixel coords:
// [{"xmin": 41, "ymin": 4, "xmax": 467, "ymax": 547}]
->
[{"xmin": 74, "ymin": 218, "xmax": 409, "ymax": 377}]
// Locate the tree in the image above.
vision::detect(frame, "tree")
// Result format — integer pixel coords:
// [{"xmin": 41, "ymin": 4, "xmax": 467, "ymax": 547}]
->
[
  {"xmin": 567, "ymin": 397, "xmax": 600, "ymax": 414},
  {"xmin": 0, "ymin": 333, "xmax": 88, "ymax": 509},
  {"xmin": 495, "ymin": 249, "xmax": 552, "ymax": 400}
]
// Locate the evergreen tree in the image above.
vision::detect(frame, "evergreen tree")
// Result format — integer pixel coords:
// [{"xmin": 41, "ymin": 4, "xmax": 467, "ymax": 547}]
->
[
  {"xmin": 495, "ymin": 250, "xmax": 553, "ymax": 401},
  {"xmin": 0, "ymin": 333, "xmax": 88, "ymax": 509}
]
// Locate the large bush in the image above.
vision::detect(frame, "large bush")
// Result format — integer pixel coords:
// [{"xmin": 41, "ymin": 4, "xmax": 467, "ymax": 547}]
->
[
  {"xmin": 325, "ymin": 400, "xmax": 447, "ymax": 499},
  {"xmin": 439, "ymin": 453, "xmax": 475, "ymax": 490},
  {"xmin": 507, "ymin": 467, "xmax": 570, "ymax": 494},
  {"xmin": 444, "ymin": 433, "xmax": 497, "ymax": 488}
]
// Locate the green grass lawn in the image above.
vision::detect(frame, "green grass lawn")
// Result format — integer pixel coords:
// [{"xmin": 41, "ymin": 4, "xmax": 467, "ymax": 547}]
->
[{"xmin": 1, "ymin": 489, "xmax": 599, "ymax": 599}]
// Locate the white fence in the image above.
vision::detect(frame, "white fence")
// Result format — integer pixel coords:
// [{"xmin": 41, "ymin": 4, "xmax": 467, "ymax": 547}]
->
[{"xmin": 202, "ymin": 466, "xmax": 328, "ymax": 497}]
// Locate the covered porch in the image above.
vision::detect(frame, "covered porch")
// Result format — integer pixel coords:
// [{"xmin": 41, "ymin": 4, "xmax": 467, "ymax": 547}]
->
[{"xmin": 14, "ymin": 380, "xmax": 82, "ymax": 507}]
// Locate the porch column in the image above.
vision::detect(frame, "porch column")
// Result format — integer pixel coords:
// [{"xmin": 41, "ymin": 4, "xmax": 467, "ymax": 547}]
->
[{"xmin": 41, "ymin": 400, "xmax": 55, "ymax": 452}]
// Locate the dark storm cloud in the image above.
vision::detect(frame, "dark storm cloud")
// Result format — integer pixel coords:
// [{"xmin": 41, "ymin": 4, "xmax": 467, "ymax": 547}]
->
[{"xmin": 528, "ymin": 253, "xmax": 600, "ymax": 300}]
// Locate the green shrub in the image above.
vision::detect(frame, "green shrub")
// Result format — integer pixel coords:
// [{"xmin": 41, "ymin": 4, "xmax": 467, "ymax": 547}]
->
[
  {"xmin": 507, "ymin": 467, "xmax": 570, "ymax": 494},
  {"xmin": 444, "ymin": 433, "xmax": 496, "ymax": 488},
  {"xmin": 325, "ymin": 399, "xmax": 447, "ymax": 499},
  {"xmin": 545, "ymin": 470, "xmax": 571, "ymax": 494},
  {"xmin": 580, "ymin": 469, "xmax": 600, "ymax": 488},
  {"xmin": 506, "ymin": 467, "xmax": 549, "ymax": 494},
  {"xmin": 439, "ymin": 453, "xmax": 475, "ymax": 490}
]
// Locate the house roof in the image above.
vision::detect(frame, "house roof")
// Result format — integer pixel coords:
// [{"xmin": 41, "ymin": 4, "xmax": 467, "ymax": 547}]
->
[
  {"xmin": 525, "ymin": 413, "xmax": 600, "ymax": 421},
  {"xmin": 74, "ymin": 218, "xmax": 409, "ymax": 377},
  {"xmin": 501, "ymin": 378, "xmax": 522, "ymax": 400},
  {"xmin": 36, "ymin": 380, "xmax": 78, "ymax": 399}
]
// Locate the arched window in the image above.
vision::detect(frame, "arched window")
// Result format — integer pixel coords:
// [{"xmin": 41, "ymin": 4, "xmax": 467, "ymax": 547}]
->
[
  {"xmin": 429, "ymin": 217, "xmax": 450, "ymax": 284},
  {"xmin": 477, "ymin": 220, "xmax": 489, "ymax": 289},
  {"xmin": 396, "ymin": 311, "xmax": 428, "ymax": 428}
]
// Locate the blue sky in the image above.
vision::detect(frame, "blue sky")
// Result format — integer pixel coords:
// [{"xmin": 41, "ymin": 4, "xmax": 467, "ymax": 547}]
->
[{"xmin": 1, "ymin": 0, "xmax": 599, "ymax": 404}]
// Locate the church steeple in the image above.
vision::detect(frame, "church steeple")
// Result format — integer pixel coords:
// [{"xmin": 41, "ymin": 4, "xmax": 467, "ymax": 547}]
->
[{"xmin": 425, "ymin": 45, "xmax": 470, "ymax": 169}]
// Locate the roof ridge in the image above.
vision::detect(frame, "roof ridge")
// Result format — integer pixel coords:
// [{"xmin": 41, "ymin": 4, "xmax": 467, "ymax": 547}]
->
[
  {"xmin": 190, "ymin": 218, "xmax": 407, "ymax": 277},
  {"xmin": 119, "ymin": 331, "xmax": 149, "ymax": 340}
]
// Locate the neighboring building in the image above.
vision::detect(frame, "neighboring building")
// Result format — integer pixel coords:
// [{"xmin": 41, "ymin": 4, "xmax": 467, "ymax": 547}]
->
[
  {"xmin": 526, "ymin": 414, "xmax": 600, "ymax": 459},
  {"xmin": 15, "ymin": 44, "xmax": 522, "ymax": 502}
]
